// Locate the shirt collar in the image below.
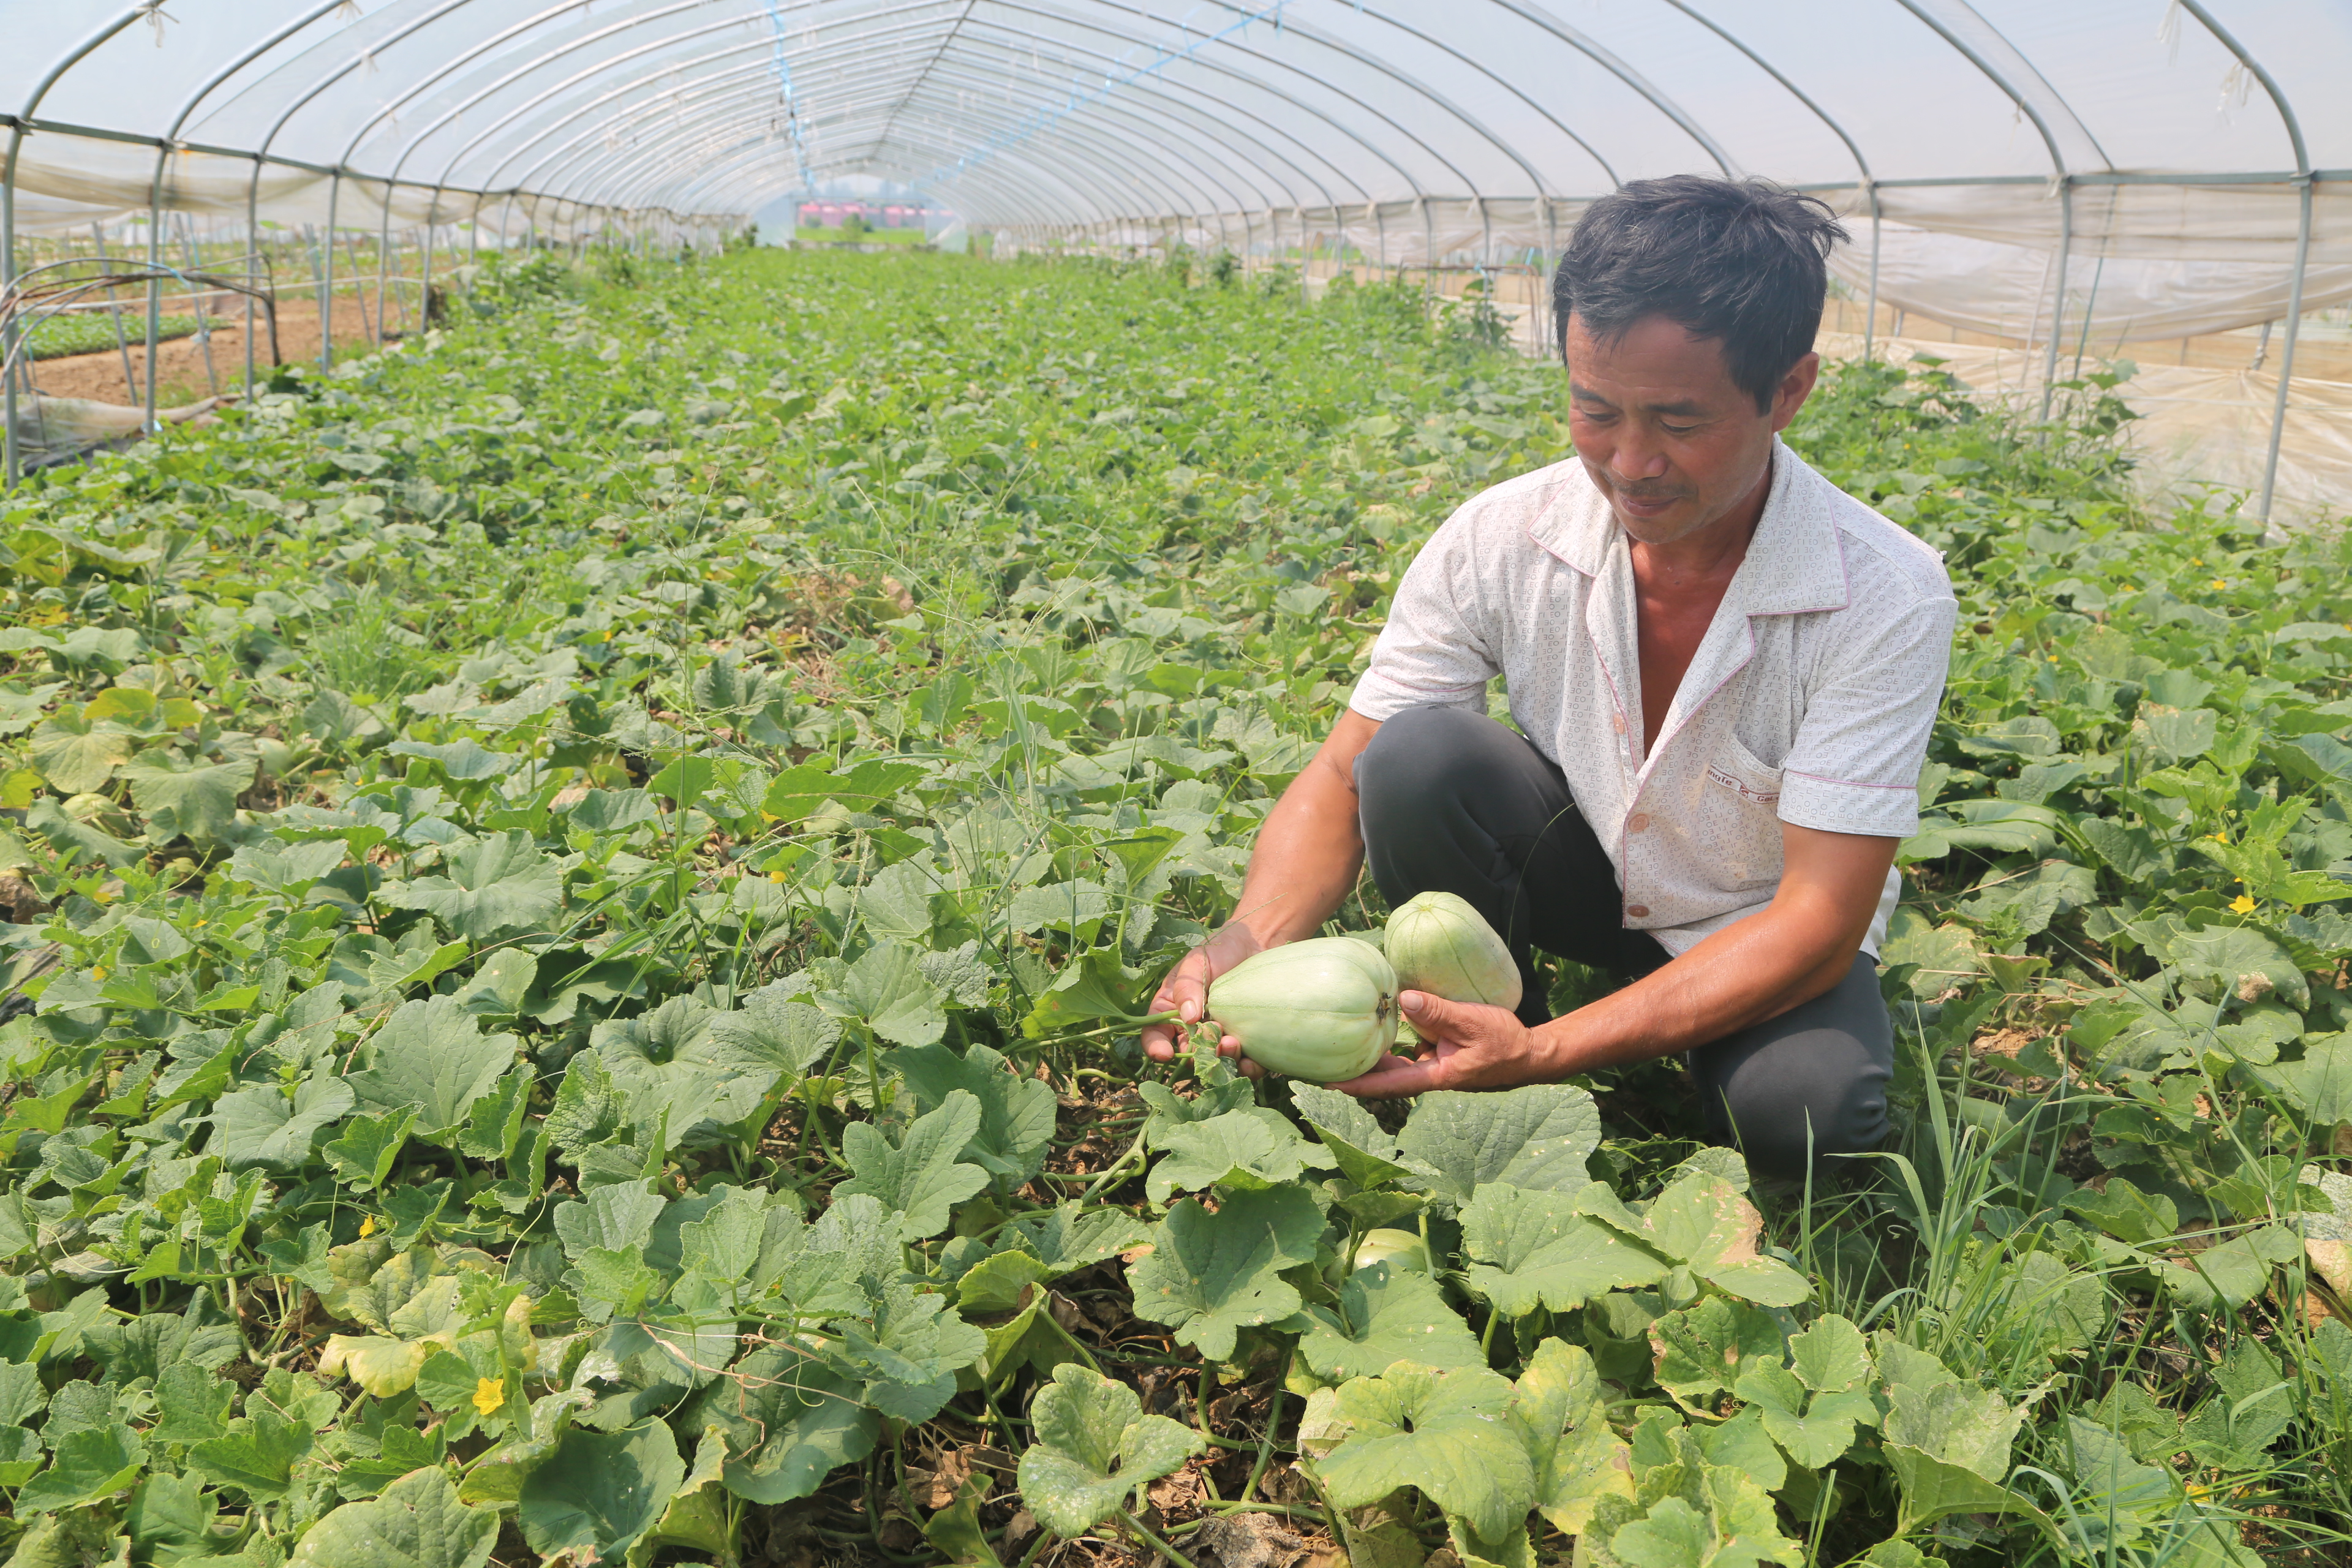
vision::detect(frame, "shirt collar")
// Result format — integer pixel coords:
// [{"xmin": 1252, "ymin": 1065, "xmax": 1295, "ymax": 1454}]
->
[{"xmin": 1527, "ymin": 436, "xmax": 1850, "ymax": 616}]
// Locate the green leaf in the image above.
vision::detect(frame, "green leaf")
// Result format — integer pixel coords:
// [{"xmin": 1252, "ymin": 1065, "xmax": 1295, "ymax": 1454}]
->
[
  {"xmin": 1649, "ymin": 1298, "xmax": 1785, "ymax": 1409},
  {"xmin": 1127, "ymin": 1186, "xmax": 1324, "ymax": 1359},
  {"xmin": 1396, "ymin": 1084, "xmax": 1601, "ymax": 1207},
  {"xmin": 891, "ymin": 1041, "xmax": 1055, "ymax": 1186},
  {"xmin": 1510, "ymin": 1339, "xmax": 1633, "ymax": 1537},
  {"xmin": 684, "ymin": 1346, "xmax": 878, "ymax": 1504},
  {"xmin": 1145, "ymin": 1109, "xmax": 1330, "ymax": 1200},
  {"xmin": 1883, "ymin": 1379, "xmax": 2019, "ymax": 1483},
  {"xmin": 817, "ymin": 940, "xmax": 951, "ymax": 1047},
  {"xmin": 1732, "ymin": 1363, "xmax": 1874, "ymax": 1470},
  {"xmin": 347, "ymin": 995, "xmax": 518, "ymax": 1138},
  {"xmin": 189, "ymin": 1404, "xmax": 314, "ymax": 1499},
  {"xmin": 16, "ymin": 1422, "xmax": 146, "ymax": 1512},
  {"xmin": 1313, "ymin": 1362, "xmax": 1533, "ymax": 1543},
  {"xmin": 836, "ymin": 1090, "xmax": 991, "ymax": 1240},
  {"xmin": 517, "ymin": 1422, "xmax": 685, "ymax": 1559},
  {"xmin": 1289, "ymin": 1084, "xmax": 1412, "ymax": 1188},
  {"xmin": 29, "ymin": 711, "xmax": 132, "ymax": 794},
  {"xmin": 1014, "ymin": 1363, "xmax": 1205, "ymax": 1537},
  {"xmin": 1295, "ymin": 1261, "xmax": 1485, "ymax": 1382},
  {"xmin": 291, "ymin": 1468, "xmax": 500, "ymax": 1568},
  {"xmin": 1461, "ymin": 1184, "xmax": 1672, "ymax": 1315},
  {"xmin": 592, "ymin": 995, "xmax": 783, "ymax": 1147},
  {"xmin": 211, "ymin": 1075, "xmax": 357, "ymax": 1171},
  {"xmin": 1586, "ymin": 1169, "xmax": 1810, "ymax": 1306},
  {"xmin": 381, "ymin": 831, "xmax": 564, "ymax": 941},
  {"xmin": 121, "ymin": 753, "xmax": 254, "ymax": 843}
]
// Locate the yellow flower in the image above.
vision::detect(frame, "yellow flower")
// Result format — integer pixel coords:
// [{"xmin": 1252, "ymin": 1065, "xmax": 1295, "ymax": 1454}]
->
[
  {"xmin": 768, "ymin": 870, "xmax": 786, "ymax": 883},
  {"xmin": 358, "ymin": 1215, "xmax": 377, "ymax": 1238},
  {"xmin": 91, "ymin": 966, "xmax": 107, "ymax": 982},
  {"xmin": 2230, "ymin": 894, "xmax": 2258, "ymax": 914},
  {"xmin": 472, "ymin": 1378, "xmax": 506, "ymax": 1416},
  {"xmin": 2210, "ymin": 578, "xmax": 2228, "ymax": 590}
]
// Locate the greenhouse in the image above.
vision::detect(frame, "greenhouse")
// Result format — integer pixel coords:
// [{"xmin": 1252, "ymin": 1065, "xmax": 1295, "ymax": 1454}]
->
[{"xmin": 2, "ymin": 4, "xmax": 2352, "ymax": 1567}]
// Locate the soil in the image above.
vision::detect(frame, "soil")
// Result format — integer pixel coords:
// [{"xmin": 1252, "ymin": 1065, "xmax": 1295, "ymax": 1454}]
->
[{"xmin": 20, "ymin": 294, "xmax": 404, "ymax": 407}]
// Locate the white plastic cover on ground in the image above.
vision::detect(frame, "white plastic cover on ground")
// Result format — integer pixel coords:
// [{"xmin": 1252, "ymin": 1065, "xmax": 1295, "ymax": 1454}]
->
[{"xmin": 3, "ymin": 1, "xmax": 2350, "ymax": 512}]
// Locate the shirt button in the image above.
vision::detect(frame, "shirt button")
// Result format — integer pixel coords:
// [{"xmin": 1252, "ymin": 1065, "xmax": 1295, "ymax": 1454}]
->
[
  {"xmin": 1628, "ymin": 813, "xmax": 1650, "ymax": 832},
  {"xmin": 1611, "ymin": 714, "xmax": 1627, "ymax": 734},
  {"xmin": 1626, "ymin": 905, "xmax": 1650, "ymax": 919}
]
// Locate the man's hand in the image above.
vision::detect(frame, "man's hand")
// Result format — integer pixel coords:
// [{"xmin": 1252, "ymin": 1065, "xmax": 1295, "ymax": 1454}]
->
[
  {"xmin": 1142, "ymin": 922, "xmax": 1264, "ymax": 1069},
  {"xmin": 1326, "ymin": 990, "xmax": 1551, "ymax": 1099}
]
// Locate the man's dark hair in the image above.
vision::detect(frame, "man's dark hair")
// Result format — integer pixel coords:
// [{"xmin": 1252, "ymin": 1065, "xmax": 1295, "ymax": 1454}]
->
[{"xmin": 1552, "ymin": 175, "xmax": 1847, "ymax": 412}]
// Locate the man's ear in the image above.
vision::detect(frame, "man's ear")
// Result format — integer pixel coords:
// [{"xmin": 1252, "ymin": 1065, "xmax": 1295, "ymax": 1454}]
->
[{"xmin": 1770, "ymin": 351, "xmax": 1822, "ymax": 432}]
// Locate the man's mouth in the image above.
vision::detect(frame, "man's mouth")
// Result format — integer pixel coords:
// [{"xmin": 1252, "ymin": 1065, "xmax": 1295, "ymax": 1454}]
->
[{"xmin": 1611, "ymin": 488, "xmax": 1684, "ymax": 516}]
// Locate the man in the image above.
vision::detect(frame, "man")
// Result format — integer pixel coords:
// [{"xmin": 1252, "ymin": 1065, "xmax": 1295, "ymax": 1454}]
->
[{"xmin": 1142, "ymin": 175, "xmax": 1956, "ymax": 1178}]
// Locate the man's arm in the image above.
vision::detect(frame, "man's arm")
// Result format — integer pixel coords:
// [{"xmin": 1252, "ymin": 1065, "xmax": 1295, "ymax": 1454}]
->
[
  {"xmin": 1141, "ymin": 709, "xmax": 1381, "ymax": 1063},
  {"xmin": 1329, "ymin": 821, "xmax": 1895, "ymax": 1098}
]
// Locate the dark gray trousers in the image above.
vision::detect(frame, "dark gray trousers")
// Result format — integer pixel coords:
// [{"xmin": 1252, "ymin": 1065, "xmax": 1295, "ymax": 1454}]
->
[{"xmin": 1354, "ymin": 703, "xmax": 1892, "ymax": 1178}]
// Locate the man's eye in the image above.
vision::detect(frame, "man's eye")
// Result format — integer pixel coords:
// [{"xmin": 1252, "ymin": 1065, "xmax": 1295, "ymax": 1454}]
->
[{"xmin": 1660, "ymin": 423, "xmax": 1695, "ymax": 437}]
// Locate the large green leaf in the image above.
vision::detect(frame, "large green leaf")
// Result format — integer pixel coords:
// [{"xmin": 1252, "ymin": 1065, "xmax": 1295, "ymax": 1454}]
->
[
  {"xmin": 16, "ymin": 1422, "xmax": 146, "ymax": 1513},
  {"xmin": 592, "ymin": 995, "xmax": 783, "ymax": 1146},
  {"xmin": 211, "ymin": 1076, "xmax": 357, "ymax": 1171},
  {"xmin": 121, "ymin": 752, "xmax": 254, "ymax": 842},
  {"xmin": 291, "ymin": 1467, "xmax": 499, "ymax": 1568},
  {"xmin": 1313, "ymin": 1362, "xmax": 1532, "ymax": 1543},
  {"xmin": 1145, "ymin": 1109, "xmax": 1331, "ymax": 1200},
  {"xmin": 893, "ymin": 1041, "xmax": 1057, "ymax": 1186},
  {"xmin": 1461, "ymin": 1184, "xmax": 1672, "ymax": 1315},
  {"xmin": 835, "ymin": 1090, "xmax": 991, "ymax": 1240},
  {"xmin": 688, "ymin": 1348, "xmax": 878, "ymax": 1504},
  {"xmin": 1126, "ymin": 1186, "xmax": 1323, "ymax": 1359},
  {"xmin": 1295, "ymin": 1262, "xmax": 1484, "ymax": 1381},
  {"xmin": 29, "ymin": 711, "xmax": 132, "ymax": 794},
  {"xmin": 382, "ymin": 831, "xmax": 564, "ymax": 940},
  {"xmin": 1014, "ymin": 1363, "xmax": 1205, "ymax": 1537},
  {"xmin": 516, "ymin": 1422, "xmax": 685, "ymax": 1559},
  {"xmin": 347, "ymin": 995, "xmax": 519, "ymax": 1138},
  {"xmin": 1510, "ymin": 1339, "xmax": 1633, "ymax": 1537},
  {"xmin": 1395, "ymin": 1084, "xmax": 1600, "ymax": 1207}
]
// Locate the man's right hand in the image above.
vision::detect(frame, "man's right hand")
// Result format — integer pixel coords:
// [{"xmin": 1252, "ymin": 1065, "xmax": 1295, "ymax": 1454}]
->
[{"xmin": 1140, "ymin": 923, "xmax": 1266, "ymax": 1067}]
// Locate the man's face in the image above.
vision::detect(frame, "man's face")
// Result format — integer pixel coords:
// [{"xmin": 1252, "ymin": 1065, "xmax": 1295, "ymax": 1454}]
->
[{"xmin": 1563, "ymin": 312, "xmax": 1817, "ymax": 546}]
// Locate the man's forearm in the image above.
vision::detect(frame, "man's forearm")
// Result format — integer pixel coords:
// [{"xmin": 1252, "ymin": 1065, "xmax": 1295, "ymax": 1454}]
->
[
  {"xmin": 1226, "ymin": 711, "xmax": 1379, "ymax": 945},
  {"xmin": 1530, "ymin": 892, "xmax": 1863, "ymax": 1074}
]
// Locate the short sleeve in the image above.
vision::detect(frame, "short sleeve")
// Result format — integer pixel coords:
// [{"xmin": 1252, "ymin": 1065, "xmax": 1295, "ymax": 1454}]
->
[
  {"xmin": 1777, "ymin": 594, "xmax": 1956, "ymax": 838},
  {"xmin": 1348, "ymin": 514, "xmax": 1502, "ymax": 722}
]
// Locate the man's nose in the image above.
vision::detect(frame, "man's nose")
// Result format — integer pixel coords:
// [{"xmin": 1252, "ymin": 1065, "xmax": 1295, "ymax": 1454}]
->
[{"xmin": 1608, "ymin": 425, "xmax": 1672, "ymax": 483}]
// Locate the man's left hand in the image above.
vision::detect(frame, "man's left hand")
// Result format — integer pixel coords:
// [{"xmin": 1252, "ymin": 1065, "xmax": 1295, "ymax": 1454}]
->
[{"xmin": 1327, "ymin": 991, "xmax": 1551, "ymax": 1099}]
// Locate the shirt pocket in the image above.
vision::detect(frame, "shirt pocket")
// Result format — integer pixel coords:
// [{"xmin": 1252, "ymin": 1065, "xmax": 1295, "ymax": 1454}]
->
[{"xmin": 1700, "ymin": 733, "xmax": 1785, "ymax": 890}]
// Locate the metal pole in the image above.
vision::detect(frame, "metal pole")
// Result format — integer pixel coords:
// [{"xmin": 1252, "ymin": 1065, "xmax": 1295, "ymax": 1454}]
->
[
  {"xmin": 1863, "ymin": 181, "xmax": 1882, "ymax": 361},
  {"xmin": 243, "ymin": 159, "xmax": 259, "ymax": 394},
  {"xmin": 2037, "ymin": 176, "xmax": 2072, "ymax": 421},
  {"xmin": 3, "ymin": 123, "xmax": 24, "ymax": 488},
  {"xmin": 91, "ymin": 220, "xmax": 135, "ymax": 398},
  {"xmin": 181, "ymin": 211, "xmax": 217, "ymax": 398},
  {"xmin": 2258, "ymin": 175, "xmax": 2313, "ymax": 522},
  {"xmin": 143, "ymin": 146, "xmax": 168, "ymax": 430},
  {"xmin": 375, "ymin": 179, "xmax": 394, "ymax": 348},
  {"xmin": 322, "ymin": 171, "xmax": 339, "ymax": 372}
]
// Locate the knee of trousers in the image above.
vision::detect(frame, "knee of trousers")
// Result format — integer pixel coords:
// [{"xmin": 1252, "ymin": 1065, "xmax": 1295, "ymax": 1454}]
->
[
  {"xmin": 1355, "ymin": 704, "xmax": 1515, "ymax": 818},
  {"xmin": 1711, "ymin": 1038, "xmax": 1891, "ymax": 1178}
]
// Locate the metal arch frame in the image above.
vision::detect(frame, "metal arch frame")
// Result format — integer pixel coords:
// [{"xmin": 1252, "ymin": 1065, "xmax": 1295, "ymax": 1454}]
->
[
  {"xmin": 1485, "ymin": 0, "xmax": 1734, "ymax": 177},
  {"xmin": 862, "ymin": 2, "xmax": 1422, "ymax": 217},
  {"xmin": 4, "ymin": 5, "xmax": 168, "ymax": 483},
  {"xmin": 565, "ymin": 22, "xmax": 1375, "ymax": 226},
  {"xmin": 2174, "ymin": 0, "xmax": 2311, "ymax": 523},
  {"xmin": 482, "ymin": 36, "xmax": 1215, "ymax": 230},
  {"xmin": 932, "ymin": 0, "xmax": 1506, "ymax": 215},
  {"xmin": 1880, "ymin": 0, "xmax": 2081, "ymax": 415},
  {"xmin": 918, "ymin": 7, "xmax": 1415, "ymax": 214},
  {"xmin": 563, "ymin": 59, "xmax": 1228, "ymax": 230},
  {"xmin": 137, "ymin": 0, "xmax": 357, "ymax": 419},
  {"xmin": 1311, "ymin": 1, "xmax": 1619, "ymax": 192},
  {"xmin": 503, "ymin": 7, "xmax": 1400, "ymax": 227},
  {"xmin": 1649, "ymin": 1, "xmax": 1880, "ymax": 354},
  {"xmin": 581, "ymin": 59, "xmax": 1268, "ymax": 230},
  {"xmin": 435, "ymin": 6, "xmax": 1214, "ymax": 224}
]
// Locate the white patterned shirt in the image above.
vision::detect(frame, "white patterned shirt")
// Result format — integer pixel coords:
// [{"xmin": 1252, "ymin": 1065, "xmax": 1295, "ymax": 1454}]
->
[{"xmin": 1349, "ymin": 437, "xmax": 1955, "ymax": 957}]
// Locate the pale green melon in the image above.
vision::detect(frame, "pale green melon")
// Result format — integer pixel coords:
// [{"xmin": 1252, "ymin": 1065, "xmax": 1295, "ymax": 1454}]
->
[
  {"xmin": 1206, "ymin": 936, "xmax": 1398, "ymax": 1082},
  {"xmin": 1381, "ymin": 891, "xmax": 1521, "ymax": 1011}
]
